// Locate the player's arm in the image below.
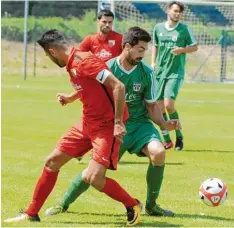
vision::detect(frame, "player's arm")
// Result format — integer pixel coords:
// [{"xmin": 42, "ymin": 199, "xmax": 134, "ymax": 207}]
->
[
  {"xmin": 151, "ymin": 25, "xmax": 159, "ymax": 71},
  {"xmin": 56, "ymin": 91, "xmax": 79, "ymax": 106},
  {"xmin": 145, "ymin": 101, "xmax": 180, "ymax": 131},
  {"xmin": 96, "ymin": 69, "xmax": 126, "ymax": 142}
]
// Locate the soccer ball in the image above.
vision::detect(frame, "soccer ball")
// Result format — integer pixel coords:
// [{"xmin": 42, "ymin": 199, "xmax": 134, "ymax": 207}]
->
[{"xmin": 199, "ymin": 178, "xmax": 228, "ymax": 207}]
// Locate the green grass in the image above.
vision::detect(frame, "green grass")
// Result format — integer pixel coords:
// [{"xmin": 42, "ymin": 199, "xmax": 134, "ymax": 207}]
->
[{"xmin": 2, "ymin": 75, "xmax": 234, "ymax": 227}]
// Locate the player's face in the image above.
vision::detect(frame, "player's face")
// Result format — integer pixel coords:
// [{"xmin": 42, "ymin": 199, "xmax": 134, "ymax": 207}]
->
[
  {"xmin": 98, "ymin": 16, "xmax": 113, "ymax": 34},
  {"xmin": 46, "ymin": 49, "xmax": 65, "ymax": 68},
  {"xmin": 126, "ymin": 41, "xmax": 148, "ymax": 65},
  {"xmin": 168, "ymin": 4, "xmax": 182, "ymax": 22}
]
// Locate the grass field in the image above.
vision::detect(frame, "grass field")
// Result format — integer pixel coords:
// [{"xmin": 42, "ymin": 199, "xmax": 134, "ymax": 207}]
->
[{"xmin": 2, "ymin": 75, "xmax": 234, "ymax": 227}]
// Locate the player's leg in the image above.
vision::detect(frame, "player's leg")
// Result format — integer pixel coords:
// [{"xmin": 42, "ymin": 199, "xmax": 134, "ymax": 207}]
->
[
  {"xmin": 141, "ymin": 140, "xmax": 174, "ymax": 217},
  {"xmin": 4, "ymin": 121, "xmax": 92, "ymax": 223},
  {"xmin": 83, "ymin": 121, "xmax": 141, "ymax": 226},
  {"xmin": 129, "ymin": 123, "xmax": 174, "ymax": 217},
  {"xmin": 4, "ymin": 149, "xmax": 73, "ymax": 223},
  {"xmin": 164, "ymin": 78, "xmax": 184, "ymax": 150},
  {"xmin": 156, "ymin": 79, "xmax": 173, "ymax": 149}
]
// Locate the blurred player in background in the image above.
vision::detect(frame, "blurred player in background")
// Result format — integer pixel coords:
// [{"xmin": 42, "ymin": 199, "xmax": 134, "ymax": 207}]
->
[
  {"xmin": 151, "ymin": 1, "xmax": 198, "ymax": 150},
  {"xmin": 4, "ymin": 29, "xmax": 142, "ymax": 226},
  {"xmin": 45, "ymin": 27, "xmax": 180, "ymax": 218},
  {"xmin": 79, "ymin": 9, "xmax": 122, "ymax": 61}
]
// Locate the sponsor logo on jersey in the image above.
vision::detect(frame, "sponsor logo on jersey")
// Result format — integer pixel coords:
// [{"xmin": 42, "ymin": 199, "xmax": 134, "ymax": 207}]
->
[
  {"xmin": 125, "ymin": 93, "xmax": 137, "ymax": 102},
  {"xmin": 71, "ymin": 82, "xmax": 83, "ymax": 91},
  {"xmin": 172, "ymin": 35, "xmax": 178, "ymax": 42},
  {"xmin": 96, "ymin": 49, "xmax": 112, "ymax": 59},
  {"xmin": 133, "ymin": 83, "xmax": 141, "ymax": 92},
  {"xmin": 159, "ymin": 33, "xmax": 163, "ymax": 36},
  {"xmin": 108, "ymin": 40, "xmax": 115, "ymax": 47},
  {"xmin": 70, "ymin": 68, "xmax": 77, "ymax": 78}
]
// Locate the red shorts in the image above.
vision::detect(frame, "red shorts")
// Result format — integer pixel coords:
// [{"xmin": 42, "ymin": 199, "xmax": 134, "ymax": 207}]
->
[{"xmin": 56, "ymin": 120, "xmax": 120, "ymax": 170}]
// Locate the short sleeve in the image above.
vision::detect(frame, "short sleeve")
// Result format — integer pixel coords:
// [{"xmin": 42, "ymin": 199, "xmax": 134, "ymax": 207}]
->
[
  {"xmin": 185, "ymin": 25, "xmax": 197, "ymax": 47},
  {"xmin": 153, "ymin": 25, "xmax": 159, "ymax": 46},
  {"xmin": 79, "ymin": 36, "xmax": 91, "ymax": 51},
  {"xmin": 79, "ymin": 55, "xmax": 110, "ymax": 83},
  {"xmin": 144, "ymin": 70, "xmax": 157, "ymax": 103}
]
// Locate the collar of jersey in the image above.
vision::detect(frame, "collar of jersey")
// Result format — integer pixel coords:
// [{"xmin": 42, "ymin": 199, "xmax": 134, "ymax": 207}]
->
[
  {"xmin": 116, "ymin": 57, "xmax": 137, "ymax": 75},
  {"xmin": 165, "ymin": 21, "xmax": 180, "ymax": 31}
]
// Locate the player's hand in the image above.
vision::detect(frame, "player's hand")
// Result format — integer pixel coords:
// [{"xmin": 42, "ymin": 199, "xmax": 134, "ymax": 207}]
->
[
  {"xmin": 114, "ymin": 122, "xmax": 127, "ymax": 143},
  {"xmin": 164, "ymin": 119, "xmax": 181, "ymax": 131},
  {"xmin": 56, "ymin": 93, "xmax": 72, "ymax": 106},
  {"xmin": 171, "ymin": 46, "xmax": 183, "ymax": 56}
]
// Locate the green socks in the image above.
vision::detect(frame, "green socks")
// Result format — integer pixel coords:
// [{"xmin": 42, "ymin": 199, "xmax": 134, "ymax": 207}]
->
[
  {"xmin": 169, "ymin": 111, "xmax": 183, "ymax": 138},
  {"xmin": 161, "ymin": 113, "xmax": 171, "ymax": 142},
  {"xmin": 61, "ymin": 172, "xmax": 90, "ymax": 208},
  {"xmin": 146, "ymin": 163, "xmax": 165, "ymax": 208}
]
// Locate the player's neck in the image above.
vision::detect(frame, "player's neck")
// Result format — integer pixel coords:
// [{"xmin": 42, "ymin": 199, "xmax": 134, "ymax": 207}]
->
[
  {"xmin": 119, "ymin": 55, "xmax": 135, "ymax": 71},
  {"xmin": 167, "ymin": 19, "xmax": 178, "ymax": 28},
  {"xmin": 64, "ymin": 46, "xmax": 73, "ymax": 65}
]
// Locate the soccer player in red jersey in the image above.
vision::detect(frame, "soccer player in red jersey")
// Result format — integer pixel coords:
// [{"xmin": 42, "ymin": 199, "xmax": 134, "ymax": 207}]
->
[
  {"xmin": 79, "ymin": 9, "xmax": 122, "ymax": 61},
  {"xmin": 4, "ymin": 30, "xmax": 141, "ymax": 226}
]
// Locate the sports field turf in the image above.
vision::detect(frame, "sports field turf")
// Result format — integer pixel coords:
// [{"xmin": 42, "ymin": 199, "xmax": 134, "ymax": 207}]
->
[{"xmin": 2, "ymin": 76, "xmax": 234, "ymax": 227}]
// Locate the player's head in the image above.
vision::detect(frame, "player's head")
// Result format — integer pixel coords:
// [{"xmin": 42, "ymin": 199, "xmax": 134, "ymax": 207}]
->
[
  {"xmin": 37, "ymin": 29, "xmax": 69, "ymax": 67},
  {"xmin": 97, "ymin": 9, "xmax": 114, "ymax": 34},
  {"xmin": 122, "ymin": 27, "xmax": 151, "ymax": 65},
  {"xmin": 167, "ymin": 1, "xmax": 184, "ymax": 22}
]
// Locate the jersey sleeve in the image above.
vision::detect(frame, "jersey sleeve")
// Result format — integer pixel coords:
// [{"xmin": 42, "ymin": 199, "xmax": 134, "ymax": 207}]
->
[
  {"xmin": 79, "ymin": 55, "xmax": 111, "ymax": 84},
  {"xmin": 79, "ymin": 36, "xmax": 91, "ymax": 51},
  {"xmin": 144, "ymin": 70, "xmax": 157, "ymax": 103},
  {"xmin": 185, "ymin": 25, "xmax": 197, "ymax": 47},
  {"xmin": 153, "ymin": 25, "xmax": 159, "ymax": 46}
]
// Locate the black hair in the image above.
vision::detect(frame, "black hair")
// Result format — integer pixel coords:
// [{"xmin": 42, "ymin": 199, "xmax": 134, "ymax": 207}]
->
[
  {"xmin": 97, "ymin": 9, "xmax": 114, "ymax": 20},
  {"xmin": 122, "ymin": 26, "xmax": 151, "ymax": 48},
  {"xmin": 37, "ymin": 29, "xmax": 69, "ymax": 51},
  {"xmin": 168, "ymin": 1, "xmax": 185, "ymax": 12}
]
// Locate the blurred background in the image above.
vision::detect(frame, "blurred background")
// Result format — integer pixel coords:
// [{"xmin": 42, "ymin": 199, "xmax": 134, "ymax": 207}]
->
[{"xmin": 1, "ymin": 0, "xmax": 234, "ymax": 82}]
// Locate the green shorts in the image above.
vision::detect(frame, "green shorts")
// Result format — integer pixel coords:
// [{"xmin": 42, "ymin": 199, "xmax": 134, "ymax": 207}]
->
[
  {"xmin": 119, "ymin": 122, "xmax": 161, "ymax": 159},
  {"xmin": 156, "ymin": 78, "xmax": 183, "ymax": 101}
]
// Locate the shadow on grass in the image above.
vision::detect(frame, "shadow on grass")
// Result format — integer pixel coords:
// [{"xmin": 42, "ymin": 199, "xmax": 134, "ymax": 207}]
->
[
  {"xmin": 58, "ymin": 220, "xmax": 181, "ymax": 227},
  {"xmin": 119, "ymin": 161, "xmax": 184, "ymax": 166},
  {"xmin": 183, "ymin": 149, "xmax": 234, "ymax": 153},
  {"xmin": 176, "ymin": 213, "xmax": 234, "ymax": 222}
]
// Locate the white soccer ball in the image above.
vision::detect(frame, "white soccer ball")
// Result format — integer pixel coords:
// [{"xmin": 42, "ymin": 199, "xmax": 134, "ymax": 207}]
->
[{"xmin": 199, "ymin": 178, "xmax": 228, "ymax": 207}]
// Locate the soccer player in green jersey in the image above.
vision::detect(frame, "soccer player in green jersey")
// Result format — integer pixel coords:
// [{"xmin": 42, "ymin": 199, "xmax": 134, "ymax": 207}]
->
[
  {"xmin": 151, "ymin": 1, "xmax": 198, "ymax": 150},
  {"xmin": 45, "ymin": 27, "xmax": 180, "ymax": 217}
]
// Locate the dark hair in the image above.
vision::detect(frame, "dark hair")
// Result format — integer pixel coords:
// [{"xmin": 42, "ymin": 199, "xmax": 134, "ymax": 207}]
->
[
  {"xmin": 122, "ymin": 26, "xmax": 151, "ymax": 48},
  {"xmin": 168, "ymin": 1, "xmax": 185, "ymax": 12},
  {"xmin": 37, "ymin": 29, "xmax": 69, "ymax": 51},
  {"xmin": 97, "ymin": 9, "xmax": 114, "ymax": 20}
]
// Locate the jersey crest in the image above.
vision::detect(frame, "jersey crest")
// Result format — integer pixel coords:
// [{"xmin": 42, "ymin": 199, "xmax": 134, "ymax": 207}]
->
[
  {"xmin": 133, "ymin": 82, "xmax": 141, "ymax": 92},
  {"xmin": 172, "ymin": 35, "xmax": 178, "ymax": 42},
  {"xmin": 108, "ymin": 40, "xmax": 115, "ymax": 47}
]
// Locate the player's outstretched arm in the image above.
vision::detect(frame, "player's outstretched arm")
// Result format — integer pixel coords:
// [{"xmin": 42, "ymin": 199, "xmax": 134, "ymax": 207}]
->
[
  {"xmin": 56, "ymin": 91, "xmax": 79, "ymax": 106},
  {"xmin": 145, "ymin": 101, "xmax": 181, "ymax": 131},
  {"xmin": 171, "ymin": 45, "xmax": 198, "ymax": 56},
  {"xmin": 103, "ymin": 73, "xmax": 126, "ymax": 142}
]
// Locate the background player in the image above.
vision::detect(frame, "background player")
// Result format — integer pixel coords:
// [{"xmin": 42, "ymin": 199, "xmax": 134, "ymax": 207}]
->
[
  {"xmin": 4, "ymin": 29, "xmax": 141, "ymax": 226},
  {"xmin": 151, "ymin": 1, "xmax": 198, "ymax": 150},
  {"xmin": 79, "ymin": 9, "xmax": 122, "ymax": 61},
  {"xmin": 45, "ymin": 27, "xmax": 180, "ymax": 217}
]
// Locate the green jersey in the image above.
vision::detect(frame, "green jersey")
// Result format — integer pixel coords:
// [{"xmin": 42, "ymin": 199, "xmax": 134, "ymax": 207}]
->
[
  {"xmin": 153, "ymin": 22, "xmax": 197, "ymax": 79},
  {"xmin": 107, "ymin": 57, "xmax": 157, "ymax": 131}
]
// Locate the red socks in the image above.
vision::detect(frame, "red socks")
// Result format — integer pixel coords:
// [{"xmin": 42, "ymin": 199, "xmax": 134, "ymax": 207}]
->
[
  {"xmin": 101, "ymin": 177, "xmax": 137, "ymax": 208},
  {"xmin": 26, "ymin": 167, "xmax": 59, "ymax": 216}
]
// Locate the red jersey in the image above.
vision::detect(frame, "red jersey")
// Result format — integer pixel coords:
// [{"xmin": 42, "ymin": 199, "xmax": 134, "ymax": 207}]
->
[
  {"xmin": 66, "ymin": 48, "xmax": 128, "ymax": 123},
  {"xmin": 79, "ymin": 30, "xmax": 122, "ymax": 62}
]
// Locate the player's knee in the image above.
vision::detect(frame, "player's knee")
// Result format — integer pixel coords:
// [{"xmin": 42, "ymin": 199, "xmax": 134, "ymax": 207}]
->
[
  {"xmin": 45, "ymin": 156, "xmax": 61, "ymax": 172},
  {"xmin": 83, "ymin": 171, "xmax": 105, "ymax": 191},
  {"xmin": 150, "ymin": 147, "xmax": 165, "ymax": 166}
]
